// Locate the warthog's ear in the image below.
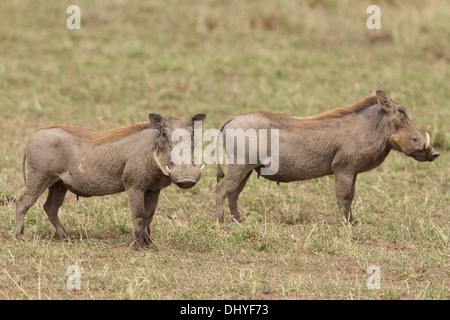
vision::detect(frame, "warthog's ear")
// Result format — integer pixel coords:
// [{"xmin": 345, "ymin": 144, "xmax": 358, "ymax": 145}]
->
[
  {"xmin": 149, "ymin": 113, "xmax": 165, "ymax": 131},
  {"xmin": 376, "ymin": 90, "xmax": 392, "ymax": 111},
  {"xmin": 188, "ymin": 114, "xmax": 206, "ymax": 126}
]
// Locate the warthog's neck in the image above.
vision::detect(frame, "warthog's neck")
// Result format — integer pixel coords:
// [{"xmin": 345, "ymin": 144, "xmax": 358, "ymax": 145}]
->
[{"xmin": 329, "ymin": 105, "xmax": 393, "ymax": 174}]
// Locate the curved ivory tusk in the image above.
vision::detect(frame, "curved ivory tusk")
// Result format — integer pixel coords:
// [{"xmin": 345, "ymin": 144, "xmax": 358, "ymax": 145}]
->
[
  {"xmin": 201, "ymin": 164, "xmax": 205, "ymax": 170},
  {"xmin": 152, "ymin": 152, "xmax": 170, "ymax": 176},
  {"xmin": 195, "ymin": 161, "xmax": 203, "ymax": 169},
  {"xmin": 424, "ymin": 132, "xmax": 430, "ymax": 151}
]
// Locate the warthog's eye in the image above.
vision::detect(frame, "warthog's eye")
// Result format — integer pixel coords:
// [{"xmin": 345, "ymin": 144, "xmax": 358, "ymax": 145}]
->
[
  {"xmin": 397, "ymin": 106, "xmax": 406, "ymax": 118},
  {"xmin": 158, "ymin": 129, "xmax": 170, "ymax": 146}
]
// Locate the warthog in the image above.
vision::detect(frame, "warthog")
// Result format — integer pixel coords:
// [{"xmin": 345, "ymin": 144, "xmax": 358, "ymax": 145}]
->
[
  {"xmin": 216, "ymin": 90, "xmax": 439, "ymax": 223},
  {"xmin": 15, "ymin": 113, "xmax": 206, "ymax": 248}
]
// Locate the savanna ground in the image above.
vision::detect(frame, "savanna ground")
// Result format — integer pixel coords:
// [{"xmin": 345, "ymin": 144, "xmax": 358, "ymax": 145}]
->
[{"xmin": 0, "ymin": 0, "xmax": 448, "ymax": 300}]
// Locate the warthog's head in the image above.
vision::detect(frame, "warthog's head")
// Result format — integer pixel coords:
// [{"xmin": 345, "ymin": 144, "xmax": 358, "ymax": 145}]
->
[
  {"xmin": 377, "ymin": 90, "xmax": 440, "ymax": 162},
  {"xmin": 150, "ymin": 113, "xmax": 206, "ymax": 189}
]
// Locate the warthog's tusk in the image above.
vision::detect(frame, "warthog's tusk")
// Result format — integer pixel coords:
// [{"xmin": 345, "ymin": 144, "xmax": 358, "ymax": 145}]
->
[
  {"xmin": 424, "ymin": 132, "xmax": 431, "ymax": 151},
  {"xmin": 152, "ymin": 152, "xmax": 170, "ymax": 176},
  {"xmin": 195, "ymin": 162, "xmax": 205, "ymax": 170}
]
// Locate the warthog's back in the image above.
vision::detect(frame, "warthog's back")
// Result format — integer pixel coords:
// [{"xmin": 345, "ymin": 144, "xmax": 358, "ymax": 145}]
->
[
  {"xmin": 220, "ymin": 111, "xmax": 341, "ymax": 182},
  {"xmin": 26, "ymin": 127, "xmax": 77, "ymax": 174},
  {"xmin": 25, "ymin": 125, "xmax": 153, "ymax": 197},
  {"xmin": 44, "ymin": 123, "xmax": 150, "ymax": 144}
]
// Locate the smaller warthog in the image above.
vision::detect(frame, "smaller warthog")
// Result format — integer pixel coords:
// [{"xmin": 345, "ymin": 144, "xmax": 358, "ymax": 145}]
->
[
  {"xmin": 216, "ymin": 90, "xmax": 439, "ymax": 223},
  {"xmin": 15, "ymin": 113, "xmax": 206, "ymax": 248}
]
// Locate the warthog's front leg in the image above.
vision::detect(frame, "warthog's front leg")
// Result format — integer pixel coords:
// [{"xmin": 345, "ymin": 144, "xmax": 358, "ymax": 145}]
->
[
  {"xmin": 128, "ymin": 189, "xmax": 148, "ymax": 249},
  {"xmin": 143, "ymin": 190, "xmax": 160, "ymax": 245},
  {"xmin": 334, "ymin": 172, "xmax": 357, "ymax": 223}
]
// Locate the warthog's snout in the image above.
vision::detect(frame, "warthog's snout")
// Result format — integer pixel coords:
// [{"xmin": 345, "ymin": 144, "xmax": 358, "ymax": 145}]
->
[
  {"xmin": 428, "ymin": 147, "xmax": 440, "ymax": 162},
  {"xmin": 412, "ymin": 145, "xmax": 440, "ymax": 162},
  {"xmin": 175, "ymin": 179, "xmax": 198, "ymax": 189},
  {"xmin": 423, "ymin": 132, "xmax": 439, "ymax": 161},
  {"xmin": 409, "ymin": 132, "xmax": 440, "ymax": 162},
  {"xmin": 167, "ymin": 163, "xmax": 204, "ymax": 189}
]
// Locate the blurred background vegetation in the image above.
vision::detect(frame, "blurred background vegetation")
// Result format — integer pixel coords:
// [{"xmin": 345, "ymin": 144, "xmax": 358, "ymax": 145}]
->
[{"xmin": 0, "ymin": 0, "xmax": 448, "ymax": 299}]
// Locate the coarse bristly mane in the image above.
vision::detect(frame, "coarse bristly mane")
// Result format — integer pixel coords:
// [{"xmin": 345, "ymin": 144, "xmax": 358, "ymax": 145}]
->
[
  {"xmin": 91, "ymin": 122, "xmax": 152, "ymax": 144},
  {"xmin": 43, "ymin": 122, "xmax": 152, "ymax": 144},
  {"xmin": 307, "ymin": 93, "xmax": 378, "ymax": 120}
]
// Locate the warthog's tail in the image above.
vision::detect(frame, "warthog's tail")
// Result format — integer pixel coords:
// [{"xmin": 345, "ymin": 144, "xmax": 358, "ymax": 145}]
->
[
  {"xmin": 216, "ymin": 117, "xmax": 235, "ymax": 184},
  {"xmin": 217, "ymin": 164, "xmax": 225, "ymax": 183},
  {"xmin": 22, "ymin": 153, "xmax": 27, "ymax": 185}
]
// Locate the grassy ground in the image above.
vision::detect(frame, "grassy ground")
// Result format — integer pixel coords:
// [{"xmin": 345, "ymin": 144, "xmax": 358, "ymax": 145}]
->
[{"xmin": 0, "ymin": 0, "xmax": 448, "ymax": 299}]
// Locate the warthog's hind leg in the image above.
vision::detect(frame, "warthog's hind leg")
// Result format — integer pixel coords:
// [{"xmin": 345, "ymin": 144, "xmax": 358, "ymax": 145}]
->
[
  {"xmin": 14, "ymin": 191, "xmax": 40, "ymax": 238},
  {"xmin": 227, "ymin": 170, "xmax": 252, "ymax": 222},
  {"xmin": 216, "ymin": 165, "xmax": 254, "ymax": 223},
  {"xmin": 43, "ymin": 182, "xmax": 68, "ymax": 239},
  {"xmin": 14, "ymin": 176, "xmax": 58, "ymax": 238}
]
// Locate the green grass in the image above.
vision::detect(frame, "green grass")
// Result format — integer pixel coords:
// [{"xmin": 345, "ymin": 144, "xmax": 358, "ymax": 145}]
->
[{"xmin": 0, "ymin": 0, "xmax": 449, "ymax": 299}]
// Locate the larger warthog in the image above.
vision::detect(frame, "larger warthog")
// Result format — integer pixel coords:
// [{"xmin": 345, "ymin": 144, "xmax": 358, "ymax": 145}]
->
[
  {"xmin": 216, "ymin": 90, "xmax": 439, "ymax": 223},
  {"xmin": 15, "ymin": 113, "xmax": 206, "ymax": 248}
]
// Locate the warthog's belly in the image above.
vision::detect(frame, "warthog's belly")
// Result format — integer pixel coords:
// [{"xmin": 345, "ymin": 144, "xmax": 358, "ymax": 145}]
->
[
  {"xmin": 256, "ymin": 165, "xmax": 333, "ymax": 183},
  {"xmin": 59, "ymin": 171, "xmax": 125, "ymax": 197},
  {"xmin": 63, "ymin": 183, "xmax": 126, "ymax": 197}
]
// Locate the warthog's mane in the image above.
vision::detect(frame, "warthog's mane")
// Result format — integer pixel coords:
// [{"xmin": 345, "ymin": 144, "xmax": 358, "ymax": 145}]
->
[
  {"xmin": 306, "ymin": 93, "xmax": 378, "ymax": 120},
  {"xmin": 43, "ymin": 116, "xmax": 181, "ymax": 144},
  {"xmin": 90, "ymin": 122, "xmax": 153, "ymax": 144},
  {"xmin": 43, "ymin": 122, "xmax": 153, "ymax": 144},
  {"xmin": 240, "ymin": 93, "xmax": 379, "ymax": 127}
]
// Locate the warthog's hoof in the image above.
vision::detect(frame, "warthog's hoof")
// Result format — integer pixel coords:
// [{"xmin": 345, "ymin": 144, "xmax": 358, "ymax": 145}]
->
[
  {"xmin": 231, "ymin": 216, "xmax": 245, "ymax": 223},
  {"xmin": 132, "ymin": 235, "xmax": 153, "ymax": 250}
]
